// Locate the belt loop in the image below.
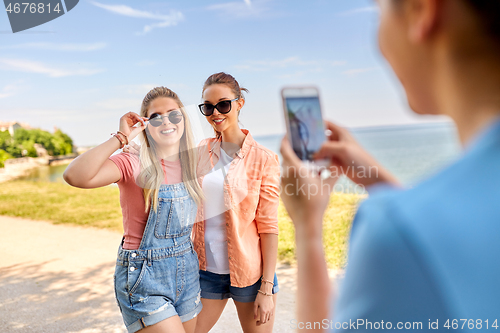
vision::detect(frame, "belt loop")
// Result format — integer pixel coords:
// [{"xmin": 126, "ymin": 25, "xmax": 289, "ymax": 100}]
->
[{"xmin": 147, "ymin": 250, "xmax": 152, "ymax": 266}]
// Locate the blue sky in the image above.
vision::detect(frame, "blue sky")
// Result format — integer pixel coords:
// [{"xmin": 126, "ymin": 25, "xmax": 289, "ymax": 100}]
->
[{"xmin": 0, "ymin": 0, "xmax": 449, "ymax": 146}]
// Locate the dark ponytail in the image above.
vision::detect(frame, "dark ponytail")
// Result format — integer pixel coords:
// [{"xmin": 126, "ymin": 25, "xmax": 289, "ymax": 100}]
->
[{"xmin": 463, "ymin": 0, "xmax": 500, "ymax": 43}]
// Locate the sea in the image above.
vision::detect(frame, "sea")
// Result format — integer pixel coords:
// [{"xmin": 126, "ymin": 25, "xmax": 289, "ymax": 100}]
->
[
  {"xmin": 255, "ymin": 122, "xmax": 462, "ymax": 189},
  {"xmin": 20, "ymin": 122, "xmax": 463, "ymax": 188}
]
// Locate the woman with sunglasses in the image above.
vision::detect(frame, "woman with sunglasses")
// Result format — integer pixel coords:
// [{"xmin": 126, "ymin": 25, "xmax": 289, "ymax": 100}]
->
[
  {"xmin": 193, "ymin": 72, "xmax": 280, "ymax": 333},
  {"xmin": 64, "ymin": 87, "xmax": 204, "ymax": 333}
]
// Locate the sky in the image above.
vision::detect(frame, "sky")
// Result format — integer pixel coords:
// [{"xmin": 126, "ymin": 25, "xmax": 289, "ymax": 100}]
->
[{"xmin": 0, "ymin": 0, "xmax": 450, "ymax": 146}]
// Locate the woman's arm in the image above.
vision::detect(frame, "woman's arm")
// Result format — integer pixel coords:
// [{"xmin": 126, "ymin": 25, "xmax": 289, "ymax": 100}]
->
[
  {"xmin": 253, "ymin": 233, "xmax": 278, "ymax": 325},
  {"xmin": 280, "ymin": 136, "xmax": 337, "ymax": 332},
  {"xmin": 64, "ymin": 137, "xmax": 123, "ymax": 188},
  {"xmin": 253, "ymin": 153, "xmax": 281, "ymax": 325},
  {"xmin": 64, "ymin": 112, "xmax": 147, "ymax": 189},
  {"xmin": 260, "ymin": 234, "xmax": 278, "ymax": 285}
]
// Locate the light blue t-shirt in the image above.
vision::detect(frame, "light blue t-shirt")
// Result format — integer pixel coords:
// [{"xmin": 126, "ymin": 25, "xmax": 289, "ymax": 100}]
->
[{"xmin": 332, "ymin": 120, "xmax": 500, "ymax": 331}]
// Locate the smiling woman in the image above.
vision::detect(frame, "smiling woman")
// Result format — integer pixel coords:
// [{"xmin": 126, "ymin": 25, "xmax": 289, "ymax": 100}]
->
[
  {"xmin": 63, "ymin": 86, "xmax": 204, "ymax": 333},
  {"xmin": 193, "ymin": 73, "xmax": 280, "ymax": 333}
]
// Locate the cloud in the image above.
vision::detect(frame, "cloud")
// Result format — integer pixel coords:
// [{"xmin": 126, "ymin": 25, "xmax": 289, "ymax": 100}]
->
[
  {"xmin": 207, "ymin": 0, "xmax": 271, "ymax": 18},
  {"xmin": 0, "ymin": 42, "xmax": 106, "ymax": 52},
  {"xmin": 90, "ymin": 1, "xmax": 184, "ymax": 34},
  {"xmin": 0, "ymin": 83, "xmax": 19, "ymax": 99},
  {"xmin": 0, "ymin": 58, "xmax": 104, "ymax": 78},
  {"xmin": 342, "ymin": 67, "xmax": 379, "ymax": 76},
  {"xmin": 235, "ymin": 56, "xmax": 346, "ymax": 72},
  {"xmin": 337, "ymin": 6, "xmax": 379, "ymax": 16}
]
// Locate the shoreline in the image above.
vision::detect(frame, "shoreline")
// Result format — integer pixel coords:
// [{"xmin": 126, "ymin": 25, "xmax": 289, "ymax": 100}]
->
[{"xmin": 0, "ymin": 157, "xmax": 75, "ymax": 183}]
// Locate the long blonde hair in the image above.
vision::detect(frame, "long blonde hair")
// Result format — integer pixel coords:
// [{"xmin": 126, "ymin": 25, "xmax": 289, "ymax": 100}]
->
[{"xmin": 137, "ymin": 87, "xmax": 203, "ymax": 212}]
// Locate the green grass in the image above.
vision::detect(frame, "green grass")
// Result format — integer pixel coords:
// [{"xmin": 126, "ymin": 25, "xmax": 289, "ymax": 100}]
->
[
  {"xmin": 0, "ymin": 180, "xmax": 363, "ymax": 268},
  {"xmin": 0, "ymin": 181, "xmax": 123, "ymax": 232},
  {"xmin": 278, "ymin": 193, "xmax": 364, "ymax": 269}
]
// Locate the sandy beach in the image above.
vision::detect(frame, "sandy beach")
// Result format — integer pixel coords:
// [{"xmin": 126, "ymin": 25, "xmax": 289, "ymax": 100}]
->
[{"xmin": 0, "ymin": 215, "xmax": 340, "ymax": 332}]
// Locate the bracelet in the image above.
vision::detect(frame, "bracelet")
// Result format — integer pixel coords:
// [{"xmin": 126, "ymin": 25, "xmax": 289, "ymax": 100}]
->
[
  {"xmin": 261, "ymin": 277, "xmax": 274, "ymax": 286},
  {"xmin": 258, "ymin": 290, "xmax": 273, "ymax": 296},
  {"xmin": 111, "ymin": 133, "xmax": 125, "ymax": 149},
  {"xmin": 116, "ymin": 131, "xmax": 129, "ymax": 145}
]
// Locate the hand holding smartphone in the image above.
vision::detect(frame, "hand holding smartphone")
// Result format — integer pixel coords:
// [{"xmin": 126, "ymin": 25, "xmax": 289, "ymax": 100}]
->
[{"xmin": 281, "ymin": 86, "xmax": 329, "ymax": 169}]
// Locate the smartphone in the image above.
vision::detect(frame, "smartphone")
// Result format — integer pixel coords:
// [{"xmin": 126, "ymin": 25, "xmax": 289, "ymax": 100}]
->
[{"xmin": 281, "ymin": 86, "xmax": 328, "ymax": 166}]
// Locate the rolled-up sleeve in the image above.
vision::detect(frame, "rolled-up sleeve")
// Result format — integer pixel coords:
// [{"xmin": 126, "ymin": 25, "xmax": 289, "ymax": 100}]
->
[{"xmin": 255, "ymin": 153, "xmax": 280, "ymax": 234}]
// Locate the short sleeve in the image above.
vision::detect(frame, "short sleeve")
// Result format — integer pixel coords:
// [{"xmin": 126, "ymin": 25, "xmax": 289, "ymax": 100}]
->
[
  {"xmin": 332, "ymin": 196, "xmax": 451, "ymax": 331},
  {"xmin": 109, "ymin": 153, "xmax": 137, "ymax": 184},
  {"xmin": 255, "ymin": 153, "xmax": 280, "ymax": 234}
]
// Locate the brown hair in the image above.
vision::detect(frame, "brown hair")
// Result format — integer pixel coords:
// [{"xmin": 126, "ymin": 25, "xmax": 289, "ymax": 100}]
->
[
  {"xmin": 202, "ymin": 72, "xmax": 249, "ymax": 138},
  {"xmin": 393, "ymin": 0, "xmax": 500, "ymax": 45},
  {"xmin": 137, "ymin": 87, "xmax": 204, "ymax": 211},
  {"xmin": 462, "ymin": 0, "xmax": 500, "ymax": 44}
]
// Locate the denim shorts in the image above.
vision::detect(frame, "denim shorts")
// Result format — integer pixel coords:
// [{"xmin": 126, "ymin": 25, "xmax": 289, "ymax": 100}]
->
[
  {"xmin": 114, "ymin": 241, "xmax": 202, "ymax": 333},
  {"xmin": 199, "ymin": 270, "xmax": 279, "ymax": 303}
]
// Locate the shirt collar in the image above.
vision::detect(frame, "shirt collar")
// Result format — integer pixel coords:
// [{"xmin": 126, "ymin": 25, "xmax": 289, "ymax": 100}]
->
[
  {"xmin": 208, "ymin": 129, "xmax": 254, "ymax": 159},
  {"xmin": 237, "ymin": 129, "xmax": 255, "ymax": 159}
]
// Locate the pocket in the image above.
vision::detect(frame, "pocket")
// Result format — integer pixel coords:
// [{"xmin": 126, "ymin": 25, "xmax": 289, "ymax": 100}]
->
[
  {"xmin": 154, "ymin": 195, "xmax": 196, "ymax": 238},
  {"xmin": 128, "ymin": 260, "xmax": 148, "ymax": 295}
]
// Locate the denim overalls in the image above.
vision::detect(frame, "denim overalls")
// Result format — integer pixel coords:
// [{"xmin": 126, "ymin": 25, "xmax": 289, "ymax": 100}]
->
[{"xmin": 114, "ymin": 183, "xmax": 202, "ymax": 333}]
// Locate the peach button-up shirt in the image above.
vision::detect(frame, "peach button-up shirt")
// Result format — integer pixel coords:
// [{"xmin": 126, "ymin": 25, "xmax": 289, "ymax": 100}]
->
[{"xmin": 193, "ymin": 129, "xmax": 280, "ymax": 288}]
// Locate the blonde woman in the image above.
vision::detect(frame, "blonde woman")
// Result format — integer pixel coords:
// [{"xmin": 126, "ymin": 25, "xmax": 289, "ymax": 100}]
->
[{"xmin": 64, "ymin": 87, "xmax": 203, "ymax": 333}]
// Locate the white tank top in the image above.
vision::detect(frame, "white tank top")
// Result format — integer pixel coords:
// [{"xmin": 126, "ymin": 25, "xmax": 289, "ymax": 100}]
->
[{"xmin": 202, "ymin": 148, "xmax": 233, "ymax": 274}]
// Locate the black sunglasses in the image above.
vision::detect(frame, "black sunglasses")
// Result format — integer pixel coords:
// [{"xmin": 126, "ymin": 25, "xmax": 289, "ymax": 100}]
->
[
  {"xmin": 148, "ymin": 111, "xmax": 183, "ymax": 127},
  {"xmin": 198, "ymin": 98, "xmax": 239, "ymax": 116}
]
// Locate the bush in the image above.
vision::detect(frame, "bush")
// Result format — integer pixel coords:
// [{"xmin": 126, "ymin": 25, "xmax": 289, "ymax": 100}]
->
[
  {"xmin": 0, "ymin": 149, "xmax": 12, "ymax": 168},
  {"xmin": 0, "ymin": 131, "xmax": 11, "ymax": 150},
  {"xmin": 6, "ymin": 128, "xmax": 74, "ymax": 157}
]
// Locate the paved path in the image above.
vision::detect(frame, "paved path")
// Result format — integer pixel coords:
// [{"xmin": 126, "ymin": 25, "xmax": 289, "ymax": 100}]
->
[{"xmin": 0, "ymin": 216, "xmax": 312, "ymax": 333}]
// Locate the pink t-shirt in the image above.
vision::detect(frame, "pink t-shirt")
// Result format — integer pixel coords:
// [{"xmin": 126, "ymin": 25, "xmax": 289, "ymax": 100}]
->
[{"xmin": 109, "ymin": 153, "xmax": 182, "ymax": 250}]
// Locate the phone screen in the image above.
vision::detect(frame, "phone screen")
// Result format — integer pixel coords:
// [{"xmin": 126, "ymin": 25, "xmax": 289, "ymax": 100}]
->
[{"xmin": 285, "ymin": 95, "xmax": 326, "ymax": 161}]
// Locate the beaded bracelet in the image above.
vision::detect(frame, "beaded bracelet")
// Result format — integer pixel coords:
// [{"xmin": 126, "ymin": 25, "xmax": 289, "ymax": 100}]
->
[
  {"xmin": 112, "ymin": 133, "xmax": 126, "ymax": 149},
  {"xmin": 261, "ymin": 277, "xmax": 274, "ymax": 286},
  {"xmin": 116, "ymin": 131, "xmax": 129, "ymax": 145},
  {"xmin": 258, "ymin": 290, "xmax": 273, "ymax": 296}
]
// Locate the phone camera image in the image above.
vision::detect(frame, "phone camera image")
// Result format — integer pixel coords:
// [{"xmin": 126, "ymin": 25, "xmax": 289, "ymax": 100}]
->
[{"xmin": 284, "ymin": 94, "xmax": 325, "ymax": 161}]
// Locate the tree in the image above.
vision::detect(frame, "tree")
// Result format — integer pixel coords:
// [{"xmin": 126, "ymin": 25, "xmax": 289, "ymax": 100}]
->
[
  {"xmin": 0, "ymin": 149, "xmax": 12, "ymax": 168},
  {"xmin": 9, "ymin": 128, "xmax": 74, "ymax": 157},
  {"xmin": 0, "ymin": 131, "xmax": 11, "ymax": 150}
]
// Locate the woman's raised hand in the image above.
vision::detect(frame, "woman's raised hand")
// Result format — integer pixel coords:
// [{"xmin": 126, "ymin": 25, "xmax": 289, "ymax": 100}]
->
[
  {"xmin": 119, "ymin": 112, "xmax": 149, "ymax": 142},
  {"xmin": 313, "ymin": 121, "xmax": 400, "ymax": 188}
]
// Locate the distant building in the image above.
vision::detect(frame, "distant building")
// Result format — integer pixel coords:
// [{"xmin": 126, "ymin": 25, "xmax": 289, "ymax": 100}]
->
[{"xmin": 0, "ymin": 121, "xmax": 31, "ymax": 136}]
